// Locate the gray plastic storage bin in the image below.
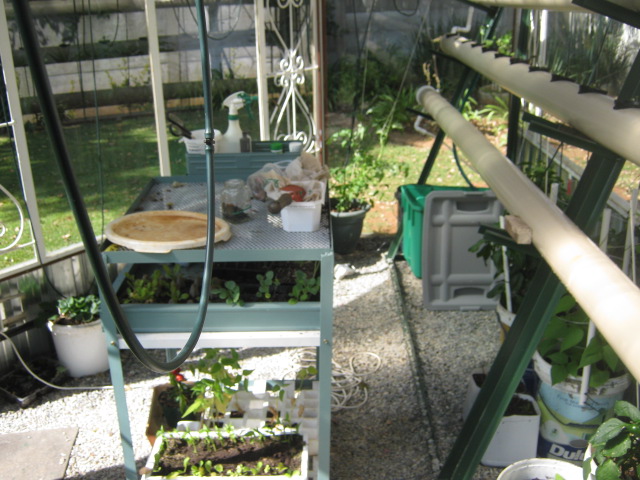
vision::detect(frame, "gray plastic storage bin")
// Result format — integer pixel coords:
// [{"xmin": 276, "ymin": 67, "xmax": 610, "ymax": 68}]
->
[{"xmin": 421, "ymin": 189, "xmax": 502, "ymax": 310}]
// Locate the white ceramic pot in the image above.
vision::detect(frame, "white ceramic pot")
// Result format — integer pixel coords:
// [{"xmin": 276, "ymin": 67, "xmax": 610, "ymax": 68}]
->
[
  {"xmin": 47, "ymin": 319, "xmax": 109, "ymax": 377},
  {"xmin": 497, "ymin": 457, "xmax": 583, "ymax": 480}
]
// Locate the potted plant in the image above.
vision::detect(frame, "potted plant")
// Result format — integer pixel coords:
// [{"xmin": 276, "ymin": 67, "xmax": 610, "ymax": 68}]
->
[
  {"xmin": 328, "ymin": 123, "xmax": 383, "ymax": 254},
  {"xmin": 584, "ymin": 400, "xmax": 640, "ymax": 480},
  {"xmin": 146, "ymin": 348, "xmax": 253, "ymax": 444},
  {"xmin": 47, "ymin": 294, "xmax": 109, "ymax": 377},
  {"xmin": 181, "ymin": 348, "xmax": 254, "ymax": 429},
  {"xmin": 535, "ymin": 293, "xmax": 630, "ymax": 463},
  {"xmin": 463, "ymin": 371, "xmax": 541, "ymax": 467},
  {"xmin": 140, "ymin": 426, "xmax": 308, "ymax": 479}
]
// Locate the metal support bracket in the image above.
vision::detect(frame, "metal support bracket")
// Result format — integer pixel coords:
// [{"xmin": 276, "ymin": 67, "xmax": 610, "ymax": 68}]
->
[{"xmin": 437, "ymin": 152, "xmax": 625, "ymax": 480}]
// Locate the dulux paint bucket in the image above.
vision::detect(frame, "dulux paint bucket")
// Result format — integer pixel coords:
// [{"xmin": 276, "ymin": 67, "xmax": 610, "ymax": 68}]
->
[{"xmin": 533, "ymin": 351, "xmax": 629, "ymax": 465}]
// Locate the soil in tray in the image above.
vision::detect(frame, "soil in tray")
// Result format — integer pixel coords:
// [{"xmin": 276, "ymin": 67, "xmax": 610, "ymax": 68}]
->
[
  {"xmin": 120, "ymin": 261, "xmax": 320, "ymax": 304},
  {"xmin": 153, "ymin": 433, "xmax": 304, "ymax": 477},
  {"xmin": 0, "ymin": 357, "xmax": 66, "ymax": 407}
]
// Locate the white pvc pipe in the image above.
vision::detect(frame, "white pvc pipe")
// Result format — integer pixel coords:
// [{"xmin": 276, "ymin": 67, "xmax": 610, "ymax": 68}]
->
[
  {"xmin": 579, "ymin": 208, "xmax": 612, "ymax": 405},
  {"xmin": 468, "ymin": 0, "xmax": 640, "ymax": 12},
  {"xmin": 417, "ymin": 85, "xmax": 640, "ymax": 383},
  {"xmin": 440, "ymin": 35, "xmax": 640, "ymax": 167},
  {"xmin": 254, "ymin": 0, "xmax": 271, "ymax": 141},
  {"xmin": 145, "ymin": 0, "xmax": 171, "ymax": 177},
  {"xmin": 0, "ymin": 0, "xmax": 46, "ymax": 261}
]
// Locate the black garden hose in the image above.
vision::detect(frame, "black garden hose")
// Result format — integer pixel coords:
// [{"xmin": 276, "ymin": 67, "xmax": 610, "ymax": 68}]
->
[{"xmin": 11, "ymin": 0, "xmax": 216, "ymax": 373}]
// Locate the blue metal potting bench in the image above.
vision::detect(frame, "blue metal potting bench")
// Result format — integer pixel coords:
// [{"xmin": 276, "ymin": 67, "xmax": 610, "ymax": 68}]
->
[{"xmin": 100, "ymin": 174, "xmax": 334, "ymax": 480}]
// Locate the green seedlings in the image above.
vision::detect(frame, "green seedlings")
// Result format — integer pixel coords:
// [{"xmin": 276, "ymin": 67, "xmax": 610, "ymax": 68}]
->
[
  {"xmin": 288, "ymin": 269, "xmax": 320, "ymax": 305},
  {"xmin": 256, "ymin": 270, "xmax": 280, "ymax": 300},
  {"xmin": 211, "ymin": 279, "xmax": 244, "ymax": 306},
  {"xmin": 183, "ymin": 349, "xmax": 253, "ymax": 421}
]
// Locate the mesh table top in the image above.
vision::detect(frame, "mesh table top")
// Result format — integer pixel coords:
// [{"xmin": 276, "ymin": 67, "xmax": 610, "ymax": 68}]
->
[{"xmin": 131, "ymin": 179, "xmax": 331, "ymax": 252}]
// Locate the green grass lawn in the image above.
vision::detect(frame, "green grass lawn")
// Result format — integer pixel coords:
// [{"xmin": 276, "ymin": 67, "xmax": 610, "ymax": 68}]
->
[
  {"xmin": 1, "ymin": 109, "xmax": 637, "ymax": 271},
  {"xmin": 0, "ymin": 114, "xmax": 195, "ymax": 269}
]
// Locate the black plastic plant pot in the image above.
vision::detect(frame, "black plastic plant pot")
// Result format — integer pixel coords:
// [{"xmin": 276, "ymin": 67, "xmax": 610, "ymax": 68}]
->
[{"xmin": 330, "ymin": 204, "xmax": 370, "ymax": 255}]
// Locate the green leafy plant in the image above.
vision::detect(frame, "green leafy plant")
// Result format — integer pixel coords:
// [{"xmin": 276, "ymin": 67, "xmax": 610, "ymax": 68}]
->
[
  {"xmin": 166, "ymin": 368, "xmax": 195, "ymax": 417},
  {"xmin": 470, "ymin": 158, "xmax": 571, "ymax": 313},
  {"xmin": 123, "ymin": 269, "xmax": 164, "ymax": 304},
  {"xmin": 537, "ymin": 293, "xmax": 625, "ymax": 387},
  {"xmin": 585, "ymin": 400, "xmax": 640, "ymax": 480},
  {"xmin": 49, "ymin": 294, "xmax": 101, "ymax": 325},
  {"xmin": 481, "ymin": 30, "xmax": 514, "ymax": 56},
  {"xmin": 288, "ymin": 268, "xmax": 320, "ymax": 305},
  {"xmin": 153, "ymin": 427, "xmax": 304, "ymax": 478},
  {"xmin": 366, "ymin": 86, "xmax": 416, "ymax": 147},
  {"xmin": 256, "ymin": 270, "xmax": 280, "ymax": 301},
  {"xmin": 183, "ymin": 349, "xmax": 253, "ymax": 422},
  {"xmin": 210, "ymin": 279, "xmax": 244, "ymax": 306},
  {"xmin": 328, "ymin": 123, "xmax": 385, "ymax": 212}
]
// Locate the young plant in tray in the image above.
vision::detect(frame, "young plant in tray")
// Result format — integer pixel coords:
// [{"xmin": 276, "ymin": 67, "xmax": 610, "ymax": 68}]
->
[
  {"xmin": 124, "ymin": 270, "xmax": 164, "ymax": 304},
  {"xmin": 145, "ymin": 426, "xmax": 305, "ymax": 479},
  {"xmin": 288, "ymin": 268, "xmax": 320, "ymax": 305},
  {"xmin": 256, "ymin": 270, "xmax": 280, "ymax": 301},
  {"xmin": 183, "ymin": 349, "xmax": 253, "ymax": 424},
  {"xmin": 210, "ymin": 279, "xmax": 244, "ymax": 306}
]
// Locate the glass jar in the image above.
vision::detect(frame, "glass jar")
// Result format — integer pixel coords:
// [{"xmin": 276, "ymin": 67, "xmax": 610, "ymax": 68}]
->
[{"xmin": 221, "ymin": 179, "xmax": 252, "ymax": 223}]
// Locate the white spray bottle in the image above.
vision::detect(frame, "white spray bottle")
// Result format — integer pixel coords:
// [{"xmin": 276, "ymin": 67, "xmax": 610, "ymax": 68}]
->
[{"xmin": 216, "ymin": 91, "xmax": 248, "ymax": 154}]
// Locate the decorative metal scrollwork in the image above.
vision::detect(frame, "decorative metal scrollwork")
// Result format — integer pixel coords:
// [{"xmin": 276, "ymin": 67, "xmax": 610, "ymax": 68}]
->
[
  {"xmin": 275, "ymin": 49, "xmax": 306, "ymax": 89},
  {"xmin": 0, "ymin": 184, "xmax": 26, "ymax": 252},
  {"xmin": 277, "ymin": 0, "xmax": 304, "ymax": 9},
  {"xmin": 265, "ymin": 0, "xmax": 318, "ymax": 152}
]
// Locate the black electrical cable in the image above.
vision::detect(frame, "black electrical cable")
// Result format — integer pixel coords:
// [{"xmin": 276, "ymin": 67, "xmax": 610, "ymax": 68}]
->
[
  {"xmin": 451, "ymin": 144, "xmax": 477, "ymax": 189},
  {"xmin": 10, "ymin": 0, "xmax": 216, "ymax": 373}
]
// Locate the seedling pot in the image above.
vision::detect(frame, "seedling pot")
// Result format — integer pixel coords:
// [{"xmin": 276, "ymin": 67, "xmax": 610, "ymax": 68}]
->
[{"xmin": 463, "ymin": 372, "xmax": 540, "ymax": 467}]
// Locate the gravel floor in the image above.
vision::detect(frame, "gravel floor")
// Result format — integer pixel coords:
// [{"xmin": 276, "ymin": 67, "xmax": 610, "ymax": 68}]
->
[{"xmin": 0, "ymin": 235, "xmax": 504, "ymax": 479}]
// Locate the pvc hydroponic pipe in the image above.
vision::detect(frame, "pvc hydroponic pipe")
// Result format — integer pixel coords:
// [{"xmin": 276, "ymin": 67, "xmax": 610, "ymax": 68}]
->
[
  {"xmin": 440, "ymin": 35, "xmax": 640, "ymax": 166},
  {"xmin": 468, "ymin": 0, "xmax": 640, "ymax": 11},
  {"xmin": 417, "ymin": 85, "xmax": 640, "ymax": 382}
]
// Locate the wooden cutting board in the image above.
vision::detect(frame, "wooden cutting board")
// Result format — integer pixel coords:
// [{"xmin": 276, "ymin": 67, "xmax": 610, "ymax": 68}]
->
[{"xmin": 105, "ymin": 210, "xmax": 230, "ymax": 252}]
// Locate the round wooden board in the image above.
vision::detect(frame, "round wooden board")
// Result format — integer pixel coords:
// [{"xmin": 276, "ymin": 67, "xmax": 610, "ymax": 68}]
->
[{"xmin": 105, "ymin": 211, "xmax": 231, "ymax": 253}]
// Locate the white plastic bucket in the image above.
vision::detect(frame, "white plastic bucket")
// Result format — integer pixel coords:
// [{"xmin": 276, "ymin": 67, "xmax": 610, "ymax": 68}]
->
[
  {"xmin": 533, "ymin": 351, "xmax": 629, "ymax": 424},
  {"xmin": 497, "ymin": 458, "xmax": 583, "ymax": 480},
  {"xmin": 48, "ymin": 319, "xmax": 109, "ymax": 377}
]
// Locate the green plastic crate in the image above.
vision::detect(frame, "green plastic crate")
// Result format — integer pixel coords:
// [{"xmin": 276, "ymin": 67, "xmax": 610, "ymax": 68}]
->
[{"xmin": 400, "ymin": 184, "xmax": 484, "ymax": 278}]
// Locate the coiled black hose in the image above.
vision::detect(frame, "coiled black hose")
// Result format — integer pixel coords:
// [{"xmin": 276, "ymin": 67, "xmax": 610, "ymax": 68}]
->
[{"xmin": 11, "ymin": 0, "xmax": 216, "ymax": 373}]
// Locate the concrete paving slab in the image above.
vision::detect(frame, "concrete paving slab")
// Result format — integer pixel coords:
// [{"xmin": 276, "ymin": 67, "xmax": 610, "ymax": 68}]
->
[{"xmin": 0, "ymin": 427, "xmax": 78, "ymax": 480}]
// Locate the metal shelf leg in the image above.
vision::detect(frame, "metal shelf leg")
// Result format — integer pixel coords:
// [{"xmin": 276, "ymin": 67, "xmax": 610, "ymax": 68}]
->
[{"xmin": 102, "ymin": 309, "xmax": 138, "ymax": 480}]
